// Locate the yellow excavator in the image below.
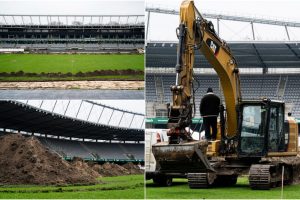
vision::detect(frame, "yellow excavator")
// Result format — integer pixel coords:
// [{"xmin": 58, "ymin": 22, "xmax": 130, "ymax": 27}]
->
[{"xmin": 151, "ymin": 0, "xmax": 299, "ymax": 189}]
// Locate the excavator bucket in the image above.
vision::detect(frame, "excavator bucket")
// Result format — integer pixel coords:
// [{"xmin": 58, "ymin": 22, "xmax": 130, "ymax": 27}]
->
[{"xmin": 152, "ymin": 140, "xmax": 215, "ymax": 173}]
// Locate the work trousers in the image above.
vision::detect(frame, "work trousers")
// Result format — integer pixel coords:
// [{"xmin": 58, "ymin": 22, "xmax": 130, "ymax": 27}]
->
[{"xmin": 203, "ymin": 116, "xmax": 217, "ymax": 140}]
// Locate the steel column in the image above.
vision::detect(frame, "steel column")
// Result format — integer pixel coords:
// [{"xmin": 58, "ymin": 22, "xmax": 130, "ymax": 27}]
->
[
  {"xmin": 217, "ymin": 18, "xmax": 220, "ymax": 36},
  {"xmin": 39, "ymin": 100, "xmax": 44, "ymax": 108},
  {"xmin": 146, "ymin": 11, "xmax": 150, "ymax": 40},
  {"xmin": 76, "ymin": 100, "xmax": 83, "ymax": 118},
  {"xmin": 51, "ymin": 100, "xmax": 58, "ymax": 113},
  {"xmin": 251, "ymin": 22, "xmax": 255, "ymax": 40},
  {"xmin": 2, "ymin": 16, "xmax": 7, "ymax": 25},
  {"xmin": 107, "ymin": 110, "xmax": 115, "ymax": 125},
  {"xmin": 285, "ymin": 25, "xmax": 290, "ymax": 41},
  {"xmin": 87, "ymin": 104, "xmax": 94, "ymax": 121},
  {"xmin": 129, "ymin": 114, "xmax": 135, "ymax": 128},
  {"xmin": 64, "ymin": 100, "xmax": 71, "ymax": 115},
  {"xmin": 97, "ymin": 107, "xmax": 105, "ymax": 123},
  {"xmin": 140, "ymin": 118, "xmax": 144, "ymax": 129},
  {"xmin": 118, "ymin": 112, "xmax": 125, "ymax": 126}
]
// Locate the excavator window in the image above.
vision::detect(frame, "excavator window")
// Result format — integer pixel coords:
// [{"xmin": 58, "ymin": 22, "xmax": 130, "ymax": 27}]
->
[
  {"xmin": 268, "ymin": 104, "xmax": 285, "ymax": 152},
  {"xmin": 239, "ymin": 105, "xmax": 267, "ymax": 156}
]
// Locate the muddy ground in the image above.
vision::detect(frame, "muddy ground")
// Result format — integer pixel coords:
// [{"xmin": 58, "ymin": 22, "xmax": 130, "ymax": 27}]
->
[
  {"xmin": 0, "ymin": 81, "xmax": 144, "ymax": 90},
  {"xmin": 0, "ymin": 134, "xmax": 143, "ymax": 185}
]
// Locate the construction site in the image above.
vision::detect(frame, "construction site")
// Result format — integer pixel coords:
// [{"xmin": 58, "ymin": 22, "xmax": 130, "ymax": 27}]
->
[
  {"xmin": 145, "ymin": 0, "xmax": 300, "ymax": 199},
  {"xmin": 0, "ymin": 100, "xmax": 144, "ymax": 198},
  {"xmin": 0, "ymin": 0, "xmax": 146, "ymax": 199},
  {"xmin": 0, "ymin": 1, "xmax": 144, "ymax": 99}
]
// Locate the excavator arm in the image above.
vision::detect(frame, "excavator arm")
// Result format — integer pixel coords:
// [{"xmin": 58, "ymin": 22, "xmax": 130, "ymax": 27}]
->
[
  {"xmin": 167, "ymin": 1, "xmax": 196, "ymax": 143},
  {"xmin": 168, "ymin": 0, "xmax": 241, "ymax": 142}
]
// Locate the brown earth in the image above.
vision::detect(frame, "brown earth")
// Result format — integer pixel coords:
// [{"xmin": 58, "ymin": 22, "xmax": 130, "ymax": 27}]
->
[
  {"xmin": 122, "ymin": 162, "xmax": 144, "ymax": 175},
  {"xmin": 0, "ymin": 81, "xmax": 144, "ymax": 90},
  {"xmin": 0, "ymin": 69, "xmax": 143, "ymax": 77},
  {"xmin": 71, "ymin": 157, "xmax": 101, "ymax": 178},
  {"xmin": 0, "ymin": 134, "xmax": 100, "ymax": 185},
  {"xmin": 91, "ymin": 162, "xmax": 143, "ymax": 177},
  {"xmin": 0, "ymin": 134, "xmax": 143, "ymax": 185}
]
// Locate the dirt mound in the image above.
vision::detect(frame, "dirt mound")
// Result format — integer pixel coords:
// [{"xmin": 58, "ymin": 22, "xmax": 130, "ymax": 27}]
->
[
  {"xmin": 91, "ymin": 162, "xmax": 143, "ymax": 177},
  {"xmin": 71, "ymin": 157, "xmax": 101, "ymax": 178},
  {"xmin": 122, "ymin": 162, "xmax": 143, "ymax": 175},
  {"xmin": 97, "ymin": 163, "xmax": 130, "ymax": 177},
  {"xmin": 0, "ymin": 134, "xmax": 100, "ymax": 185}
]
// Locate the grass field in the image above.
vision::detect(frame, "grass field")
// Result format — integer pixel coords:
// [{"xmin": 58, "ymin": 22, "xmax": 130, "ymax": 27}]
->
[
  {"xmin": 0, "ymin": 54, "xmax": 144, "ymax": 73},
  {"xmin": 146, "ymin": 177, "xmax": 300, "ymax": 199},
  {"xmin": 0, "ymin": 175, "xmax": 144, "ymax": 199}
]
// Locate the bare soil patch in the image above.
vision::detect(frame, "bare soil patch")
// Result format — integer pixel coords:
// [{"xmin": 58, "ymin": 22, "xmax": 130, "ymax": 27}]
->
[{"xmin": 0, "ymin": 81, "xmax": 144, "ymax": 90}]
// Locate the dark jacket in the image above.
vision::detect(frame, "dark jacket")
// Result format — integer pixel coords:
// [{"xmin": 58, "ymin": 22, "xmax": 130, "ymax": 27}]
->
[{"xmin": 200, "ymin": 92, "xmax": 220, "ymax": 117}]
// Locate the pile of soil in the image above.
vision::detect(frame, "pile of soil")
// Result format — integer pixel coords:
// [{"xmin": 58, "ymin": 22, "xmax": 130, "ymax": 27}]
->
[
  {"xmin": 71, "ymin": 157, "xmax": 101, "ymax": 178},
  {"xmin": 122, "ymin": 162, "xmax": 144, "ymax": 174},
  {"xmin": 91, "ymin": 162, "xmax": 143, "ymax": 177},
  {"xmin": 0, "ymin": 134, "xmax": 100, "ymax": 185}
]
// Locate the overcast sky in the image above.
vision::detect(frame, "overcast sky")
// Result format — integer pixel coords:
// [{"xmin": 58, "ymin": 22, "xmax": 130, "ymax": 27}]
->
[
  {"xmin": 0, "ymin": 0, "xmax": 144, "ymax": 15},
  {"xmin": 146, "ymin": 0, "xmax": 300, "ymax": 41}
]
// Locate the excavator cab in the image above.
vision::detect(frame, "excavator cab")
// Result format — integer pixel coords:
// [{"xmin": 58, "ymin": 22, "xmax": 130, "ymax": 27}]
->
[{"xmin": 237, "ymin": 99, "xmax": 286, "ymax": 158}]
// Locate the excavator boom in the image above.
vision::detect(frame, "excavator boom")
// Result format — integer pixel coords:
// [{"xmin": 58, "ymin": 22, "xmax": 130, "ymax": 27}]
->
[
  {"xmin": 167, "ymin": 0, "xmax": 241, "ymax": 142},
  {"xmin": 153, "ymin": 0, "xmax": 240, "ymax": 174}
]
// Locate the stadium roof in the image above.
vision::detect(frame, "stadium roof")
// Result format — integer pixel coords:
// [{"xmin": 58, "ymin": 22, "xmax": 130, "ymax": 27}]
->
[
  {"xmin": 146, "ymin": 7, "xmax": 300, "ymax": 28},
  {"xmin": 0, "ymin": 101, "xmax": 144, "ymax": 141},
  {"xmin": 146, "ymin": 41, "xmax": 300, "ymax": 69},
  {"xmin": 145, "ymin": 4, "xmax": 300, "ymax": 42}
]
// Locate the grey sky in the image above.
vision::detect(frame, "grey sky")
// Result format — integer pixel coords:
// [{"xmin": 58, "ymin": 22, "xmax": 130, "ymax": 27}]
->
[
  {"xmin": 0, "ymin": 0, "xmax": 144, "ymax": 15},
  {"xmin": 146, "ymin": 0, "xmax": 300, "ymax": 41}
]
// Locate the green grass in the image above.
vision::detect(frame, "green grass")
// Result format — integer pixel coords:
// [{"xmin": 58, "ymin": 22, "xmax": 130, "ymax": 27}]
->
[
  {"xmin": 0, "ymin": 175, "xmax": 144, "ymax": 199},
  {"xmin": 0, "ymin": 54, "xmax": 144, "ymax": 73},
  {"xmin": 146, "ymin": 177, "xmax": 300, "ymax": 199}
]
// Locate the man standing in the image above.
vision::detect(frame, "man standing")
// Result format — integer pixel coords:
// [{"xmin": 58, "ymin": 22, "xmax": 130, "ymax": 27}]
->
[{"xmin": 200, "ymin": 87, "xmax": 220, "ymax": 141}]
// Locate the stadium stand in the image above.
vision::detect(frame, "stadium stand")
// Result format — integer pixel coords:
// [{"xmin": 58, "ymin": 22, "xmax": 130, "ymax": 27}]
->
[
  {"xmin": 146, "ymin": 42, "xmax": 300, "ymax": 69},
  {"xmin": 39, "ymin": 137, "xmax": 144, "ymax": 161},
  {"xmin": 145, "ymin": 42, "xmax": 300, "ymax": 119},
  {"xmin": 0, "ymin": 14, "xmax": 144, "ymax": 53},
  {"xmin": 146, "ymin": 73, "xmax": 300, "ymax": 118}
]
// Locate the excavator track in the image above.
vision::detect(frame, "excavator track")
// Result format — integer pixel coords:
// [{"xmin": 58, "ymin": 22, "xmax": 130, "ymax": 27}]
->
[
  {"xmin": 187, "ymin": 173, "xmax": 216, "ymax": 189},
  {"xmin": 249, "ymin": 163, "xmax": 293, "ymax": 190},
  {"xmin": 249, "ymin": 165, "xmax": 272, "ymax": 190}
]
